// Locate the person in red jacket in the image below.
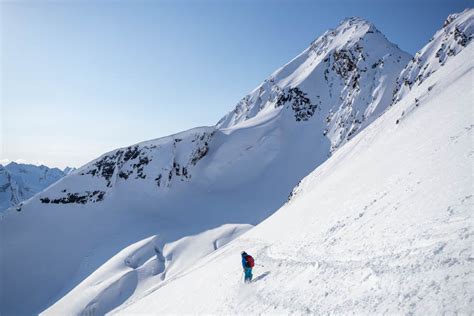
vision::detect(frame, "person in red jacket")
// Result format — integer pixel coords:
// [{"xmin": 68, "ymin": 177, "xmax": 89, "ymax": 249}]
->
[{"xmin": 241, "ymin": 251, "xmax": 254, "ymax": 283}]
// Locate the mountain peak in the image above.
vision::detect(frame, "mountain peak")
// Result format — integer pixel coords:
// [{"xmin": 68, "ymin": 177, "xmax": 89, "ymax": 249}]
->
[
  {"xmin": 217, "ymin": 17, "xmax": 410, "ymax": 153},
  {"xmin": 308, "ymin": 16, "xmax": 381, "ymax": 55},
  {"xmin": 339, "ymin": 16, "xmax": 376, "ymax": 30},
  {"xmin": 443, "ymin": 8, "xmax": 473, "ymax": 27}
]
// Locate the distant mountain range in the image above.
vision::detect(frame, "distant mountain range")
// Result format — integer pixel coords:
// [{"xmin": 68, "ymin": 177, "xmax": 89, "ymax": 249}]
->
[{"xmin": 0, "ymin": 162, "xmax": 75, "ymax": 212}]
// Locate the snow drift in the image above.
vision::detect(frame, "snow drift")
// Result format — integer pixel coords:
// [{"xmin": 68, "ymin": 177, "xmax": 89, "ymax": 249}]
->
[{"xmin": 43, "ymin": 224, "xmax": 251, "ymax": 315}]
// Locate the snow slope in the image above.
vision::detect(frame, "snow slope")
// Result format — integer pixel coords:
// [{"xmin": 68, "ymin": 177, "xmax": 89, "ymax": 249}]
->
[
  {"xmin": 116, "ymin": 30, "xmax": 474, "ymax": 315},
  {"xmin": 0, "ymin": 17, "xmax": 412, "ymax": 316},
  {"xmin": 0, "ymin": 162, "xmax": 68, "ymax": 212},
  {"xmin": 43, "ymin": 224, "xmax": 252, "ymax": 315}
]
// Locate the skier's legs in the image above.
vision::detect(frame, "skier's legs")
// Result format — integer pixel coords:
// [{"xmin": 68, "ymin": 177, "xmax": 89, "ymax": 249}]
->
[{"xmin": 244, "ymin": 268, "xmax": 252, "ymax": 283}]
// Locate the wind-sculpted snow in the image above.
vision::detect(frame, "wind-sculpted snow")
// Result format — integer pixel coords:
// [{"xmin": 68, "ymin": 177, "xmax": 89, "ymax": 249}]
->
[
  {"xmin": 42, "ymin": 224, "xmax": 251, "ymax": 316},
  {"xmin": 392, "ymin": 8, "xmax": 473, "ymax": 104}
]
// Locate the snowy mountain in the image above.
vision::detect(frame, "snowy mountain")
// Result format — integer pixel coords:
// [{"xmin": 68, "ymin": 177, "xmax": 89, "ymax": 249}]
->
[
  {"xmin": 0, "ymin": 162, "xmax": 69, "ymax": 212},
  {"xmin": 0, "ymin": 165, "xmax": 21, "ymax": 212},
  {"xmin": 1, "ymin": 11, "xmax": 471, "ymax": 315},
  {"xmin": 0, "ymin": 16, "xmax": 411, "ymax": 316},
  {"xmin": 112, "ymin": 12, "xmax": 474, "ymax": 314},
  {"xmin": 218, "ymin": 16, "xmax": 409, "ymax": 152}
]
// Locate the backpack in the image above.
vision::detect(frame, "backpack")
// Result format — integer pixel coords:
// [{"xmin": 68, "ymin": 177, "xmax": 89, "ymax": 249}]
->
[{"xmin": 245, "ymin": 255, "xmax": 255, "ymax": 268}]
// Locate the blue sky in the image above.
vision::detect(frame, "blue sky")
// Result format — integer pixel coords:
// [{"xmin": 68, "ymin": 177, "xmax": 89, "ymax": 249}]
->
[{"xmin": 1, "ymin": 0, "xmax": 470, "ymax": 168}]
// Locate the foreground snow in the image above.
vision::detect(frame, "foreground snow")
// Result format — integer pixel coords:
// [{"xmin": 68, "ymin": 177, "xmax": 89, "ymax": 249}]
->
[{"xmin": 115, "ymin": 42, "xmax": 474, "ymax": 315}]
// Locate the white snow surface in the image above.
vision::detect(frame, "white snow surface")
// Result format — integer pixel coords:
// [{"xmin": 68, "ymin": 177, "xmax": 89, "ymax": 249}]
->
[
  {"xmin": 115, "ymin": 40, "xmax": 474, "ymax": 315},
  {"xmin": 42, "ymin": 224, "xmax": 252, "ymax": 315}
]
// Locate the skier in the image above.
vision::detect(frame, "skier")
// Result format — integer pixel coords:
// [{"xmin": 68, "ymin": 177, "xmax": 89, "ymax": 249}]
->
[{"xmin": 241, "ymin": 251, "xmax": 254, "ymax": 283}]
